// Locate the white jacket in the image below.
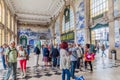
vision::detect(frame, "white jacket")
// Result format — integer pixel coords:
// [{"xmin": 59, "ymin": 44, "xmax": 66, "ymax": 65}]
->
[{"xmin": 60, "ymin": 49, "xmax": 70, "ymax": 69}]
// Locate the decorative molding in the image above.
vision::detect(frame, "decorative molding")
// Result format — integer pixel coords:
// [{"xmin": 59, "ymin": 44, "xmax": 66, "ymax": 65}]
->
[
  {"xmin": 4, "ymin": 0, "xmax": 15, "ymax": 14},
  {"xmin": 5, "ymin": 0, "xmax": 64, "ymax": 25},
  {"xmin": 18, "ymin": 22, "xmax": 48, "ymax": 27},
  {"xmin": 18, "ymin": 17, "xmax": 49, "ymax": 21},
  {"xmin": 16, "ymin": 12, "xmax": 51, "ymax": 17}
]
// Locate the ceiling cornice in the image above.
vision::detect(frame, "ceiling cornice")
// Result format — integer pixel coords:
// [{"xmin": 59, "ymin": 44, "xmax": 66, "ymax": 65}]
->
[
  {"xmin": 18, "ymin": 22, "xmax": 48, "ymax": 28},
  {"xmin": 16, "ymin": 12, "xmax": 51, "ymax": 17},
  {"xmin": 4, "ymin": 0, "xmax": 15, "ymax": 14},
  {"xmin": 5, "ymin": 0, "xmax": 65, "ymax": 26}
]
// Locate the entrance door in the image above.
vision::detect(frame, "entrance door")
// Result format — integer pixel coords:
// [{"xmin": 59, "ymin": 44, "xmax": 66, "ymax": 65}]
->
[{"xmin": 20, "ymin": 35, "xmax": 27, "ymax": 48}]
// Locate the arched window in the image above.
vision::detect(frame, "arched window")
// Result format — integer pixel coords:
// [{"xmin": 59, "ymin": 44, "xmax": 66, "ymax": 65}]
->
[
  {"xmin": 1, "ymin": 0, "xmax": 5, "ymax": 24},
  {"xmin": 7, "ymin": 10, "xmax": 11, "ymax": 28},
  {"xmin": 70, "ymin": 8, "xmax": 74, "ymax": 30},
  {"xmin": 62, "ymin": 16, "xmax": 65, "ymax": 33},
  {"xmin": 90, "ymin": 0, "xmax": 108, "ymax": 18},
  {"xmin": 62, "ymin": 7, "xmax": 75, "ymax": 33},
  {"xmin": 0, "ymin": 2, "xmax": 2, "ymax": 22},
  {"xmin": 11, "ymin": 16, "xmax": 14, "ymax": 31}
]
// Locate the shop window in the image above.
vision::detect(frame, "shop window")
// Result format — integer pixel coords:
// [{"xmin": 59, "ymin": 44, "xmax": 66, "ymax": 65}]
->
[{"xmin": 90, "ymin": 0, "xmax": 108, "ymax": 18}]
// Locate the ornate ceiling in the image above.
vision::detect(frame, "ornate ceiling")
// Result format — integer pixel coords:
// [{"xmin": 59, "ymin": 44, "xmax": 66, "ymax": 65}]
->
[{"xmin": 5, "ymin": 0, "xmax": 64, "ymax": 25}]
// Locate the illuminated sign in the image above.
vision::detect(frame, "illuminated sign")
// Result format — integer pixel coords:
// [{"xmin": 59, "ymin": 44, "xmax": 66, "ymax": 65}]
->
[{"xmin": 61, "ymin": 32, "xmax": 74, "ymax": 41}]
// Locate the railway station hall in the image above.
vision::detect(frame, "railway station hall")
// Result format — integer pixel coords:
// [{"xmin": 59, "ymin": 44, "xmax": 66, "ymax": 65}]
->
[{"xmin": 0, "ymin": 0, "xmax": 120, "ymax": 80}]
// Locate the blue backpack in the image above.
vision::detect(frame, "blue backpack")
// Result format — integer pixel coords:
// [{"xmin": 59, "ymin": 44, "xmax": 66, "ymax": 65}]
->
[{"xmin": 75, "ymin": 76, "xmax": 85, "ymax": 80}]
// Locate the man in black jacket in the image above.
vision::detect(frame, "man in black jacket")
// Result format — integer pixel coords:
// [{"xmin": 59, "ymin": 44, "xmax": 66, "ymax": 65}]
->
[
  {"xmin": 51, "ymin": 45, "xmax": 59, "ymax": 68},
  {"xmin": 34, "ymin": 44, "xmax": 40, "ymax": 67}
]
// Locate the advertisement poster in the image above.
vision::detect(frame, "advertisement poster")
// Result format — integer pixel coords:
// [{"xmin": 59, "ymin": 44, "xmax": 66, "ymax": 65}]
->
[
  {"xmin": 76, "ymin": 0, "xmax": 85, "ymax": 30},
  {"xmin": 76, "ymin": 30, "xmax": 85, "ymax": 46},
  {"xmin": 114, "ymin": 20, "xmax": 120, "ymax": 48},
  {"xmin": 114, "ymin": 0, "xmax": 119, "ymax": 17}
]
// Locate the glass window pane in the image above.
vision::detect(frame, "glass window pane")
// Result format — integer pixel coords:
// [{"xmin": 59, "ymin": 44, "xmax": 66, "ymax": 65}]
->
[
  {"xmin": 1, "ymin": 0, "xmax": 5, "ymax": 24},
  {"xmin": 90, "ymin": 0, "xmax": 108, "ymax": 18},
  {"xmin": 0, "ymin": 3, "xmax": 2, "ymax": 22}
]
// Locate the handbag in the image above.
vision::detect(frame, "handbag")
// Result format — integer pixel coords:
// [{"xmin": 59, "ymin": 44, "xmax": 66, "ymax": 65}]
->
[
  {"xmin": 25, "ymin": 50, "xmax": 29, "ymax": 60},
  {"xmin": 26, "ymin": 55, "xmax": 29, "ymax": 60}
]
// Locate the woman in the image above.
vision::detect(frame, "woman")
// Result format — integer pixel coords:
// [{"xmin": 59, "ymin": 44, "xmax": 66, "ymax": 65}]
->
[
  {"xmin": 101, "ymin": 44, "xmax": 106, "ymax": 57},
  {"xmin": 84, "ymin": 44, "xmax": 95, "ymax": 72},
  {"xmin": 60, "ymin": 42, "xmax": 71, "ymax": 80},
  {"xmin": 18, "ymin": 45, "xmax": 28, "ymax": 78},
  {"xmin": 43, "ymin": 45, "xmax": 50, "ymax": 68}
]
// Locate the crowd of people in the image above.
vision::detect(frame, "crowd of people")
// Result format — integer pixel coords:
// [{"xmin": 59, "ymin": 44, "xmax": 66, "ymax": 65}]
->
[{"xmin": 0, "ymin": 40, "xmax": 107, "ymax": 80}]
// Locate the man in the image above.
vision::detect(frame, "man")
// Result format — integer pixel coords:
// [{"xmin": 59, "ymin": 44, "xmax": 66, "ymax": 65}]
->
[
  {"xmin": 0, "ymin": 45, "xmax": 6, "ymax": 70},
  {"xmin": 69, "ymin": 43, "xmax": 78, "ymax": 79},
  {"xmin": 76, "ymin": 44, "xmax": 84, "ymax": 71},
  {"xmin": 4, "ymin": 40, "xmax": 18, "ymax": 80},
  {"xmin": 34, "ymin": 44, "xmax": 40, "ymax": 67},
  {"xmin": 51, "ymin": 45, "xmax": 59, "ymax": 68}
]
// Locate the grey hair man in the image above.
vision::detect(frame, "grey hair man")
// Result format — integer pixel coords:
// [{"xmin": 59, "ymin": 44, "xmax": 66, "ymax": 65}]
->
[{"xmin": 4, "ymin": 40, "xmax": 18, "ymax": 80}]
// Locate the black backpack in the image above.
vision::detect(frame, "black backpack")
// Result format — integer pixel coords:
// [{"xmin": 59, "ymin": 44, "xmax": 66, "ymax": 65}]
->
[{"xmin": 52, "ymin": 48, "xmax": 59, "ymax": 57}]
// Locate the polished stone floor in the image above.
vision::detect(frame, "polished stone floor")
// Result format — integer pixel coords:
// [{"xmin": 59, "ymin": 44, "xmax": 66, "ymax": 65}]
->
[{"xmin": 0, "ymin": 49, "xmax": 120, "ymax": 80}]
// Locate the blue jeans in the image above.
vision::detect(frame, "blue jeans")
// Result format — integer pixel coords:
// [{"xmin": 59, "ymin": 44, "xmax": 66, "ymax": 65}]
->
[
  {"xmin": 4, "ymin": 62, "xmax": 17, "ymax": 80},
  {"xmin": 57, "ymin": 57, "xmax": 60, "ymax": 66},
  {"xmin": 1, "ymin": 55, "xmax": 6, "ymax": 69},
  {"xmin": 52, "ymin": 57, "xmax": 57, "ymax": 67},
  {"xmin": 102, "ymin": 50, "xmax": 106, "ymax": 57},
  {"xmin": 71, "ymin": 61, "xmax": 77, "ymax": 79},
  {"xmin": 62, "ymin": 69, "xmax": 70, "ymax": 80},
  {"xmin": 27, "ymin": 50, "xmax": 30, "ymax": 56}
]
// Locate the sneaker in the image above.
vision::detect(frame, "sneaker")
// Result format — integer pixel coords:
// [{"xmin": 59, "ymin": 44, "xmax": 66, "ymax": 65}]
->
[
  {"xmin": 23, "ymin": 73, "xmax": 26, "ymax": 78},
  {"xmin": 21, "ymin": 72, "xmax": 24, "ymax": 78}
]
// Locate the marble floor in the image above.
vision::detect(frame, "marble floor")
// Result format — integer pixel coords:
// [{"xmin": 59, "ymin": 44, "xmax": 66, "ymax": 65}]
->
[{"xmin": 0, "ymin": 50, "xmax": 120, "ymax": 80}]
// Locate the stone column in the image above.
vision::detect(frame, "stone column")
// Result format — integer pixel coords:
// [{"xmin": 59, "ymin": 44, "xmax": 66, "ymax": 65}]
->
[
  {"xmin": 14, "ymin": 16, "xmax": 18, "ymax": 44},
  {"xmin": 115, "ymin": 0, "xmax": 120, "ymax": 59},
  {"xmin": 4, "ymin": 4, "xmax": 8, "ymax": 44},
  {"xmin": 84, "ymin": 0, "xmax": 90, "ymax": 44},
  {"xmin": 108, "ymin": 0, "xmax": 114, "ymax": 59}
]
